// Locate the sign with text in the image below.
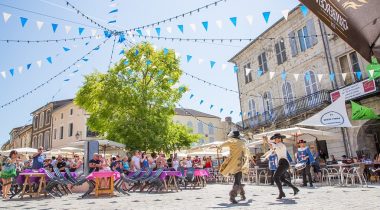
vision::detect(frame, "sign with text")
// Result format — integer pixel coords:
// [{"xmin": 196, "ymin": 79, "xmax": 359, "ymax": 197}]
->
[{"xmin": 330, "ymin": 79, "xmax": 376, "ymax": 102}]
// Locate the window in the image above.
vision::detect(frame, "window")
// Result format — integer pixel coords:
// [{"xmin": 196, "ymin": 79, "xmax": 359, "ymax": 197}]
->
[
  {"xmin": 248, "ymin": 99, "xmax": 257, "ymax": 118},
  {"xmin": 33, "ymin": 116, "xmax": 39, "ymax": 129},
  {"xmin": 39, "ymin": 112, "xmax": 44, "ymax": 128},
  {"xmin": 53, "ymin": 129, "xmax": 57, "ymax": 140},
  {"xmin": 244, "ymin": 63, "xmax": 252, "ymax": 83},
  {"xmin": 350, "ymin": 52, "xmax": 361, "ymax": 81},
  {"xmin": 258, "ymin": 52, "xmax": 268, "ymax": 74},
  {"xmin": 61, "ymin": 113, "xmax": 63, "ymax": 119},
  {"xmin": 32, "ymin": 136, "xmax": 37, "ymax": 148},
  {"xmin": 297, "ymin": 26, "xmax": 311, "ymax": 52},
  {"xmin": 263, "ymin": 92, "xmax": 273, "ymax": 112},
  {"xmin": 282, "ymin": 81, "xmax": 295, "ymax": 113},
  {"xmin": 68, "ymin": 123, "xmax": 73, "ymax": 137},
  {"xmin": 70, "ymin": 108, "xmax": 73, "ymax": 115},
  {"xmin": 38, "ymin": 133, "xmax": 43, "ymax": 147},
  {"xmin": 338, "ymin": 52, "xmax": 362, "ymax": 85},
  {"xmin": 208, "ymin": 123, "xmax": 214, "ymax": 135},
  {"xmin": 86, "ymin": 126, "xmax": 98, "ymax": 137},
  {"xmin": 288, "ymin": 31, "xmax": 298, "ymax": 57},
  {"xmin": 60, "ymin": 126, "xmax": 64, "ymax": 139},
  {"xmin": 44, "ymin": 131, "xmax": 50, "ymax": 149},
  {"xmin": 45, "ymin": 110, "xmax": 51, "ymax": 125},
  {"xmin": 304, "ymin": 71, "xmax": 318, "ymax": 95},
  {"xmin": 275, "ymin": 39, "xmax": 287, "ymax": 65},
  {"xmin": 197, "ymin": 122, "xmax": 204, "ymax": 134}
]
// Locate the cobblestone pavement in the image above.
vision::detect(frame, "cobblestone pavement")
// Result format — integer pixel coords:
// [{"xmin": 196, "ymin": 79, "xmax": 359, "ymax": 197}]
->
[{"xmin": 1, "ymin": 184, "xmax": 380, "ymax": 210}]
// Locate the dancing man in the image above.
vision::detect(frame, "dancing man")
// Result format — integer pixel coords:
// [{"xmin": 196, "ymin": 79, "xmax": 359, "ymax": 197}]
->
[
  {"xmin": 218, "ymin": 131, "xmax": 250, "ymax": 204},
  {"xmin": 296, "ymin": 140, "xmax": 315, "ymax": 187},
  {"xmin": 264, "ymin": 133, "xmax": 299, "ymax": 199}
]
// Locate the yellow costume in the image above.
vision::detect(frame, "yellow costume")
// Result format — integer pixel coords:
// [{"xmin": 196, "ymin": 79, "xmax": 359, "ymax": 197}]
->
[{"xmin": 219, "ymin": 137, "xmax": 250, "ymax": 176}]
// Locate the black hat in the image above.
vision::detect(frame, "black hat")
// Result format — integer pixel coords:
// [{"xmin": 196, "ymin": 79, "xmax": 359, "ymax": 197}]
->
[
  {"xmin": 298, "ymin": 139, "xmax": 307, "ymax": 144},
  {"xmin": 270, "ymin": 133, "xmax": 286, "ymax": 140},
  {"xmin": 228, "ymin": 131, "xmax": 242, "ymax": 139}
]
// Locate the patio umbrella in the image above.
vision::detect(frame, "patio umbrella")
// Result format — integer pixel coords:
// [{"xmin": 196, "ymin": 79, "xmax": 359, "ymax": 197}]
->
[
  {"xmin": 73, "ymin": 139, "xmax": 125, "ymax": 155},
  {"xmin": 299, "ymin": 0, "xmax": 380, "ymax": 62}
]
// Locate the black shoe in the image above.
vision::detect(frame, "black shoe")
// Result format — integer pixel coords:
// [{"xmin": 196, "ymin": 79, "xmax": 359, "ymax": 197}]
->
[
  {"xmin": 309, "ymin": 184, "xmax": 314, "ymax": 188},
  {"xmin": 230, "ymin": 197, "xmax": 238, "ymax": 204},
  {"xmin": 293, "ymin": 187, "xmax": 300, "ymax": 196},
  {"xmin": 276, "ymin": 192, "xmax": 286, "ymax": 199}
]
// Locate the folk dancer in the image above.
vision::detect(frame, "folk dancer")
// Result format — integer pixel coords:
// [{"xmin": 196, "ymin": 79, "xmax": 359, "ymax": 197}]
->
[
  {"xmin": 263, "ymin": 133, "xmax": 299, "ymax": 199},
  {"xmin": 296, "ymin": 140, "xmax": 315, "ymax": 187},
  {"xmin": 218, "ymin": 131, "xmax": 250, "ymax": 204}
]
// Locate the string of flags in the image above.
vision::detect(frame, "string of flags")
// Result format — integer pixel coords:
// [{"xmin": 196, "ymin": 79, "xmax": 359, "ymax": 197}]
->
[
  {"xmin": 0, "ymin": 38, "xmax": 111, "ymax": 109},
  {"xmin": 0, "ymin": 35, "xmax": 100, "ymax": 43},
  {"xmin": 177, "ymin": 103, "xmax": 225, "ymax": 130},
  {"xmin": 107, "ymin": 0, "xmax": 118, "ymax": 24}
]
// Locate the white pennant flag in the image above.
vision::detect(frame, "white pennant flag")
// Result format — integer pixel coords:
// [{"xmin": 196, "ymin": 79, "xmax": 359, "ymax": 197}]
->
[
  {"xmin": 175, "ymin": 52, "xmax": 181, "ymax": 59},
  {"xmin": 65, "ymin": 25, "xmax": 72, "ymax": 34},
  {"xmin": 145, "ymin": 29, "xmax": 151, "ymax": 36},
  {"xmin": 91, "ymin": 29, "xmax": 97, "ymax": 36},
  {"xmin": 269, "ymin": 71, "xmax": 275, "ymax": 80},
  {"xmin": 341, "ymin": 73, "xmax": 347, "ymax": 81},
  {"xmin": 245, "ymin": 68, "xmax": 251, "ymax": 76},
  {"xmin": 109, "ymin": 3, "xmax": 118, "ymax": 7},
  {"xmin": 36, "ymin": 60, "xmax": 42, "ymax": 68},
  {"xmin": 369, "ymin": 70, "xmax": 375, "ymax": 77},
  {"xmin": 3, "ymin": 12, "xmax": 11, "ymax": 23},
  {"xmin": 18, "ymin": 66, "xmax": 23, "ymax": 74},
  {"xmin": 1, "ymin": 71, "xmax": 6, "ymax": 78},
  {"xmin": 293, "ymin": 73, "xmax": 299, "ymax": 81},
  {"xmin": 127, "ymin": 31, "xmax": 133, "ymax": 37},
  {"xmin": 190, "ymin": 23, "xmax": 197, "ymax": 32},
  {"xmin": 246, "ymin": 15, "xmax": 253, "ymax": 25},
  {"xmin": 317, "ymin": 74, "xmax": 323, "ymax": 82},
  {"xmin": 216, "ymin": 20, "xmax": 223, "ymax": 29},
  {"xmin": 282, "ymin": 9, "xmax": 290, "ymax": 20},
  {"xmin": 36, "ymin": 21, "xmax": 44, "ymax": 30},
  {"xmin": 166, "ymin": 26, "xmax": 172, "ymax": 34},
  {"xmin": 222, "ymin": 64, "xmax": 227, "ymax": 70},
  {"xmin": 198, "ymin": 58, "xmax": 204, "ymax": 64}
]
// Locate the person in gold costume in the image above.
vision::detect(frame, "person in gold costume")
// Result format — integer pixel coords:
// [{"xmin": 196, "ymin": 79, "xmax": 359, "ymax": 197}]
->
[{"xmin": 218, "ymin": 131, "xmax": 250, "ymax": 204}]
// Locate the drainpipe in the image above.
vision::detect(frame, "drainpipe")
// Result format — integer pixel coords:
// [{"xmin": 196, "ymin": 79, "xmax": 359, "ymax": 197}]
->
[{"xmin": 318, "ymin": 20, "xmax": 352, "ymax": 156}]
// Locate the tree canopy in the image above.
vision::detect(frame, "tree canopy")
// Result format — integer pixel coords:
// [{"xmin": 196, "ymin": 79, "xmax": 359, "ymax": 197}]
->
[{"xmin": 75, "ymin": 42, "xmax": 199, "ymax": 152}]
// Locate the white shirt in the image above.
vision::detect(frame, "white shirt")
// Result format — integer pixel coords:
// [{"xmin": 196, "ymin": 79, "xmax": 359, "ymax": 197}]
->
[
  {"xmin": 173, "ymin": 160, "xmax": 179, "ymax": 170},
  {"xmin": 266, "ymin": 142, "xmax": 288, "ymax": 162},
  {"xmin": 131, "ymin": 156, "xmax": 141, "ymax": 170},
  {"xmin": 185, "ymin": 160, "xmax": 193, "ymax": 168}
]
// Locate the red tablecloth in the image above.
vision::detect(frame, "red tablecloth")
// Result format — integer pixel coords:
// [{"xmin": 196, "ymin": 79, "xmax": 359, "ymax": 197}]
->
[{"xmin": 86, "ymin": 171, "xmax": 120, "ymax": 181}]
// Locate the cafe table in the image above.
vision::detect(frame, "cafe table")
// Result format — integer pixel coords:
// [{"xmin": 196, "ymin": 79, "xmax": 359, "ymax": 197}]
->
[
  {"xmin": 18, "ymin": 172, "xmax": 47, "ymax": 198},
  {"xmin": 86, "ymin": 171, "xmax": 120, "ymax": 197}
]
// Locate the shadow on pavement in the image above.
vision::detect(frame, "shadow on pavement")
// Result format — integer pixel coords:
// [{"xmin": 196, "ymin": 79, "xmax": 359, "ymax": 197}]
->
[
  {"xmin": 209, "ymin": 199, "xmax": 254, "ymax": 208},
  {"xmin": 267, "ymin": 198, "xmax": 297, "ymax": 205}
]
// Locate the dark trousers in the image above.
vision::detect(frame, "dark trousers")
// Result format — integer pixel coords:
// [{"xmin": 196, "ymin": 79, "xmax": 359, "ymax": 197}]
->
[
  {"xmin": 270, "ymin": 170, "xmax": 275, "ymax": 185},
  {"xmin": 274, "ymin": 159, "xmax": 297, "ymax": 194},
  {"xmin": 234, "ymin": 172, "xmax": 242, "ymax": 186},
  {"xmin": 302, "ymin": 164, "xmax": 313, "ymax": 186}
]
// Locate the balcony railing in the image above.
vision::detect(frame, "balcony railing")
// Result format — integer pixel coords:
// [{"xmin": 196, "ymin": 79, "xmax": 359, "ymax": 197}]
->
[{"xmin": 238, "ymin": 89, "xmax": 331, "ymax": 130}]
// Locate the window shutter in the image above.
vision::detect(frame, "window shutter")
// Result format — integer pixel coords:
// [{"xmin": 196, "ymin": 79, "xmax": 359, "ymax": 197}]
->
[
  {"xmin": 275, "ymin": 43, "xmax": 281, "ymax": 65},
  {"xmin": 288, "ymin": 31, "xmax": 298, "ymax": 57},
  {"xmin": 280, "ymin": 41, "xmax": 287, "ymax": 62},
  {"xmin": 306, "ymin": 19, "xmax": 318, "ymax": 46},
  {"xmin": 263, "ymin": 53, "xmax": 268, "ymax": 72}
]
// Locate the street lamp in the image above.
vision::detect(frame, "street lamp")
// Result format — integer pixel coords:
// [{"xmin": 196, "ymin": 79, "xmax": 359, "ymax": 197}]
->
[{"xmin": 75, "ymin": 131, "xmax": 82, "ymax": 140}]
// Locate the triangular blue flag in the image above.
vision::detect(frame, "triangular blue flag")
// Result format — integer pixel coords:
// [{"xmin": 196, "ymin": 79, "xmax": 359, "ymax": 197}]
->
[
  {"xmin": 234, "ymin": 65, "xmax": 238, "ymax": 73},
  {"xmin": 146, "ymin": 60, "xmax": 152, "ymax": 65},
  {"xmin": 239, "ymin": 112, "xmax": 242, "ymax": 116},
  {"xmin": 186, "ymin": 55, "xmax": 192, "ymax": 63},
  {"xmin": 51, "ymin": 23, "xmax": 58, "ymax": 33},
  {"xmin": 20, "ymin": 17, "xmax": 28, "ymax": 27},
  {"xmin": 93, "ymin": 46, "xmax": 100, "ymax": 51},
  {"xmin": 262, "ymin": 12, "xmax": 270, "ymax": 23},
  {"xmin": 305, "ymin": 72, "xmax": 311, "ymax": 81},
  {"xmin": 124, "ymin": 60, "xmax": 129, "ymax": 65},
  {"xmin": 9, "ymin": 68, "xmax": 14, "ymax": 76},
  {"xmin": 119, "ymin": 50, "xmax": 124, "ymax": 55},
  {"xmin": 202, "ymin": 21, "xmax": 208, "ymax": 31},
  {"xmin": 63, "ymin": 47, "xmax": 70, "ymax": 52},
  {"xmin": 257, "ymin": 69, "xmax": 263, "ymax": 76},
  {"xmin": 104, "ymin": 30, "xmax": 112, "ymax": 38},
  {"xmin": 355, "ymin": 71, "xmax": 362, "ymax": 79},
  {"xmin": 177, "ymin": 25, "xmax": 184, "ymax": 33},
  {"xmin": 118, "ymin": 34, "xmax": 125, "ymax": 43},
  {"xmin": 190, "ymin": 94, "xmax": 194, "ymax": 99},
  {"xmin": 78, "ymin": 27, "xmax": 85, "ymax": 35},
  {"xmin": 72, "ymin": 69, "xmax": 79, "ymax": 73},
  {"xmin": 230, "ymin": 111, "xmax": 233, "ymax": 114},
  {"xmin": 210, "ymin": 105, "xmax": 214, "ymax": 109},
  {"xmin": 85, "ymin": 42, "xmax": 89, "ymax": 45},
  {"xmin": 179, "ymin": 86, "xmax": 185, "ymax": 93},
  {"xmin": 281, "ymin": 71, "xmax": 287, "ymax": 80},
  {"xmin": 82, "ymin": 58, "xmax": 89, "ymax": 62},
  {"xmin": 46, "ymin": 57, "xmax": 52, "ymax": 64},
  {"xmin": 300, "ymin": 5, "xmax": 309, "ymax": 17},
  {"xmin": 136, "ymin": 29, "xmax": 143, "ymax": 36},
  {"xmin": 220, "ymin": 108, "xmax": 224, "ymax": 113},
  {"xmin": 229, "ymin": 17, "xmax": 237, "ymax": 27},
  {"xmin": 164, "ymin": 48, "xmax": 169, "ymax": 55},
  {"xmin": 108, "ymin": 20, "xmax": 116, "ymax": 24},
  {"xmin": 210, "ymin": 61, "xmax": 216, "ymax": 69},
  {"xmin": 109, "ymin": 9, "xmax": 118, "ymax": 14},
  {"xmin": 26, "ymin": 64, "xmax": 32, "ymax": 70},
  {"xmin": 329, "ymin": 73, "xmax": 335, "ymax": 81},
  {"xmin": 135, "ymin": 49, "xmax": 139, "ymax": 56},
  {"xmin": 64, "ymin": 79, "xmax": 70, "ymax": 82},
  {"xmin": 200, "ymin": 100, "xmax": 204, "ymax": 105},
  {"xmin": 155, "ymin": 28, "xmax": 161, "ymax": 37}
]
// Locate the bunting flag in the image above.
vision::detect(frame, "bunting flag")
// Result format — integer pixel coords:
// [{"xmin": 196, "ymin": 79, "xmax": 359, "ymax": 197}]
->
[
  {"xmin": 230, "ymin": 111, "xmax": 233, "ymax": 114},
  {"xmin": 20, "ymin": 17, "xmax": 28, "ymax": 27},
  {"xmin": 91, "ymin": 29, "xmax": 97, "ymax": 36},
  {"xmin": 341, "ymin": 73, "xmax": 347, "ymax": 81},
  {"xmin": 329, "ymin": 73, "xmax": 335, "ymax": 81},
  {"xmin": 190, "ymin": 23, "xmax": 197, "ymax": 32},
  {"xmin": 27, "ymin": 64, "xmax": 32, "ymax": 70},
  {"xmin": 210, "ymin": 61, "xmax": 216, "ymax": 69},
  {"xmin": 64, "ymin": 79, "xmax": 70, "ymax": 82},
  {"xmin": 136, "ymin": 29, "xmax": 143, "ymax": 36},
  {"xmin": 294, "ymin": 73, "xmax": 299, "ymax": 81},
  {"xmin": 198, "ymin": 58, "xmax": 204, "ymax": 64},
  {"xmin": 104, "ymin": 30, "xmax": 112, "ymax": 38},
  {"xmin": 78, "ymin": 27, "xmax": 85, "ymax": 35},
  {"xmin": 124, "ymin": 60, "xmax": 129, "ymax": 65},
  {"xmin": 166, "ymin": 26, "xmax": 172, "ymax": 33},
  {"xmin": 155, "ymin": 27, "xmax": 161, "ymax": 37},
  {"xmin": 164, "ymin": 48, "xmax": 169, "ymax": 55},
  {"xmin": 63, "ymin": 47, "xmax": 70, "ymax": 52},
  {"xmin": 119, "ymin": 50, "xmax": 124, "ymax": 55},
  {"xmin": 366, "ymin": 56, "xmax": 380, "ymax": 79},
  {"xmin": 51, "ymin": 23, "xmax": 58, "ymax": 33},
  {"xmin": 355, "ymin": 71, "xmax": 362, "ymax": 80},
  {"xmin": 135, "ymin": 49, "xmax": 139, "ymax": 56},
  {"xmin": 108, "ymin": 20, "xmax": 116, "ymax": 24},
  {"xmin": 9, "ymin": 68, "xmax": 14, "ymax": 77},
  {"xmin": 18, "ymin": 66, "xmax": 23, "ymax": 74},
  {"xmin": 36, "ymin": 60, "xmax": 42, "ymax": 68},
  {"xmin": 282, "ymin": 9, "xmax": 290, "ymax": 20},
  {"xmin": 257, "ymin": 69, "xmax": 263, "ymax": 77},
  {"xmin": 262, "ymin": 12, "xmax": 270, "ymax": 23},
  {"xmin": 82, "ymin": 58, "xmax": 89, "ymax": 62},
  {"xmin": 246, "ymin": 15, "xmax": 253, "ymax": 25},
  {"xmin": 281, "ymin": 71, "xmax": 287, "ymax": 80},
  {"xmin": 305, "ymin": 71, "xmax": 311, "ymax": 81},
  {"xmin": 118, "ymin": 34, "xmax": 125, "ymax": 43},
  {"xmin": 351, "ymin": 101, "xmax": 380, "ymax": 120},
  {"xmin": 229, "ymin": 17, "xmax": 237, "ymax": 27},
  {"xmin": 36, "ymin": 21, "xmax": 44, "ymax": 30},
  {"xmin": 220, "ymin": 108, "xmax": 224, "ymax": 113},
  {"xmin": 300, "ymin": 5, "xmax": 309, "ymax": 17},
  {"xmin": 202, "ymin": 21, "xmax": 208, "ymax": 31},
  {"xmin": 1, "ymin": 71, "xmax": 6, "ymax": 78},
  {"xmin": 234, "ymin": 65, "xmax": 238, "ymax": 73},
  {"xmin": 146, "ymin": 60, "xmax": 152, "ymax": 65},
  {"xmin": 317, "ymin": 74, "xmax": 323, "ymax": 82},
  {"xmin": 190, "ymin": 94, "xmax": 194, "ymax": 99},
  {"xmin": 222, "ymin": 64, "xmax": 227, "ymax": 70},
  {"xmin": 145, "ymin": 29, "xmax": 151, "ymax": 36},
  {"xmin": 245, "ymin": 68, "xmax": 251, "ymax": 76},
  {"xmin": 177, "ymin": 25, "xmax": 184, "ymax": 33},
  {"xmin": 216, "ymin": 20, "xmax": 223, "ymax": 29},
  {"xmin": 186, "ymin": 55, "xmax": 192, "ymax": 63},
  {"xmin": 200, "ymin": 100, "xmax": 204, "ymax": 105},
  {"xmin": 3, "ymin": 12, "xmax": 11, "ymax": 23},
  {"xmin": 46, "ymin": 57, "xmax": 52, "ymax": 64},
  {"xmin": 65, "ymin": 25, "xmax": 72, "ymax": 34},
  {"xmin": 210, "ymin": 105, "xmax": 214, "ymax": 109},
  {"xmin": 109, "ymin": 9, "xmax": 118, "ymax": 14},
  {"xmin": 269, "ymin": 71, "xmax": 275, "ymax": 80}
]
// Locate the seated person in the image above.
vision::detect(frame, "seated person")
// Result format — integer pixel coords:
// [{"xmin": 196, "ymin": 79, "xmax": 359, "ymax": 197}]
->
[
  {"xmin": 88, "ymin": 153, "xmax": 101, "ymax": 173},
  {"xmin": 43, "ymin": 159, "xmax": 54, "ymax": 172},
  {"xmin": 56, "ymin": 155, "xmax": 67, "ymax": 172}
]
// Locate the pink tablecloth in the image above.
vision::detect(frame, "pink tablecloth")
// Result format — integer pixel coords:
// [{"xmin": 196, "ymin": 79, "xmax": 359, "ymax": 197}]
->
[
  {"xmin": 159, "ymin": 171, "xmax": 182, "ymax": 180},
  {"xmin": 86, "ymin": 171, "xmax": 120, "ymax": 181},
  {"xmin": 184, "ymin": 169, "xmax": 210, "ymax": 177}
]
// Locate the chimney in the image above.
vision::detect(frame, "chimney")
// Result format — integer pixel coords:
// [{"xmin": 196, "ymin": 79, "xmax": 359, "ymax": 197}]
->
[{"xmin": 225, "ymin": 117, "xmax": 232, "ymax": 123}]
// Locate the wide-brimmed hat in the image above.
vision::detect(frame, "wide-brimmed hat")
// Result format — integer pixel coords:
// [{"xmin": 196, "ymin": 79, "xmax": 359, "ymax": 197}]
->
[
  {"xmin": 270, "ymin": 133, "xmax": 286, "ymax": 140},
  {"xmin": 228, "ymin": 130, "xmax": 243, "ymax": 139},
  {"xmin": 298, "ymin": 139, "xmax": 307, "ymax": 144}
]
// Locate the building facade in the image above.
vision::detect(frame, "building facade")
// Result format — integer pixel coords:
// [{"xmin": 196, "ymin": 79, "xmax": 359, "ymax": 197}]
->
[
  {"xmin": 9, "ymin": 125, "xmax": 32, "ymax": 149},
  {"xmin": 229, "ymin": 6, "xmax": 380, "ymax": 158}
]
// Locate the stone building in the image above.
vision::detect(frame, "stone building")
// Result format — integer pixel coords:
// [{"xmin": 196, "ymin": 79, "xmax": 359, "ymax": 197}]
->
[
  {"xmin": 9, "ymin": 125, "xmax": 32, "ymax": 148},
  {"xmin": 229, "ymin": 5, "xmax": 380, "ymax": 158}
]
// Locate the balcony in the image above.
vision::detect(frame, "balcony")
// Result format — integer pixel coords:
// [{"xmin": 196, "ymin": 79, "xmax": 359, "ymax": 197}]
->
[{"xmin": 238, "ymin": 89, "xmax": 331, "ymax": 130}]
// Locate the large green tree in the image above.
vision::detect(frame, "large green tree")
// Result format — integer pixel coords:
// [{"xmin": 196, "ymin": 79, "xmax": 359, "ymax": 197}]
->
[{"xmin": 75, "ymin": 42, "xmax": 198, "ymax": 152}]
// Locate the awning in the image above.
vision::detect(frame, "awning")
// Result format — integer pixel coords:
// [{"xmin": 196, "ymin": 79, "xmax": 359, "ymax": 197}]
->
[
  {"xmin": 253, "ymin": 127, "xmax": 337, "ymax": 141},
  {"xmin": 299, "ymin": 0, "xmax": 380, "ymax": 62}
]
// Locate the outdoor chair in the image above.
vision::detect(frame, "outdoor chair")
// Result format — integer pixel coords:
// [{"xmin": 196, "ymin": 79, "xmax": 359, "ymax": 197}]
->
[
  {"xmin": 64, "ymin": 168, "xmax": 81, "ymax": 185},
  {"xmin": 321, "ymin": 168, "xmax": 341, "ymax": 186},
  {"xmin": 114, "ymin": 170, "xmax": 142, "ymax": 194},
  {"xmin": 258, "ymin": 169, "xmax": 269, "ymax": 185},
  {"xmin": 346, "ymin": 164, "xmax": 368, "ymax": 187},
  {"xmin": 129, "ymin": 168, "xmax": 153, "ymax": 192},
  {"xmin": 184, "ymin": 167, "xmax": 196, "ymax": 189},
  {"xmin": 44, "ymin": 169, "xmax": 70, "ymax": 196},
  {"xmin": 144, "ymin": 168, "xmax": 164, "ymax": 193}
]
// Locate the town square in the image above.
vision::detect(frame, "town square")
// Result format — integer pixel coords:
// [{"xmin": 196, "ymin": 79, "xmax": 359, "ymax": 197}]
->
[{"xmin": 0, "ymin": 0, "xmax": 380, "ymax": 209}]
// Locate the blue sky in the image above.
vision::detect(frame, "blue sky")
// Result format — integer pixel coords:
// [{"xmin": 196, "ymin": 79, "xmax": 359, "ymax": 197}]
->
[{"xmin": 0, "ymin": 0, "xmax": 299, "ymax": 144}]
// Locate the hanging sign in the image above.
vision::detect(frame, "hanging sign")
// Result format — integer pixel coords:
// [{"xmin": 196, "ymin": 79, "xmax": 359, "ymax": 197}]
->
[{"xmin": 330, "ymin": 79, "xmax": 376, "ymax": 102}]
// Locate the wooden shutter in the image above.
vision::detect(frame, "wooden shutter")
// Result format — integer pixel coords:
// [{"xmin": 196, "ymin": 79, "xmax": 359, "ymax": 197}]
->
[
  {"xmin": 288, "ymin": 31, "xmax": 298, "ymax": 57},
  {"xmin": 306, "ymin": 18, "xmax": 318, "ymax": 46}
]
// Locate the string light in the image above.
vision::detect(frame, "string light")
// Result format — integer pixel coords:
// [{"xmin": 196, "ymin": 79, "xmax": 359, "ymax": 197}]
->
[
  {"xmin": 0, "ymin": 38, "xmax": 111, "ymax": 109},
  {"xmin": 0, "ymin": 35, "xmax": 99, "ymax": 43},
  {"xmin": 122, "ymin": 0, "xmax": 228, "ymax": 33},
  {"xmin": 65, "ymin": 1, "xmax": 111, "ymax": 31},
  {"xmin": 177, "ymin": 104, "xmax": 225, "ymax": 130}
]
